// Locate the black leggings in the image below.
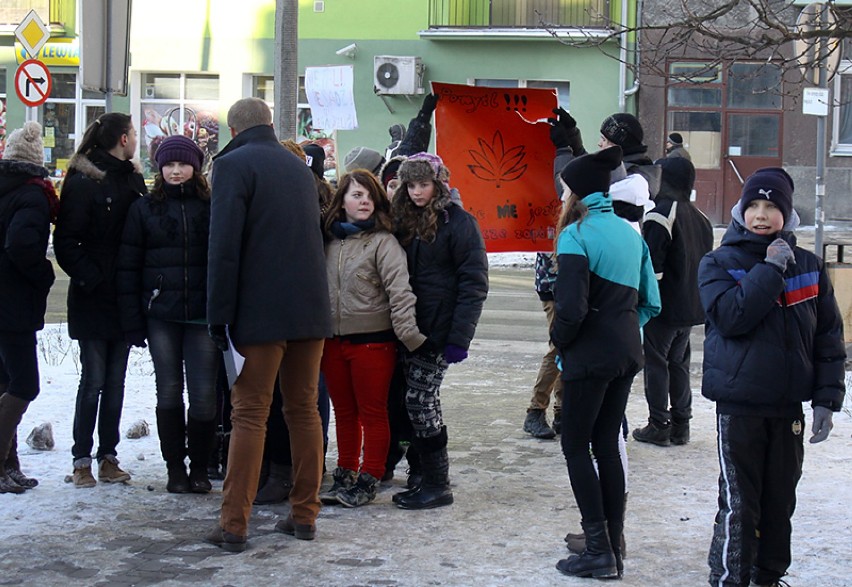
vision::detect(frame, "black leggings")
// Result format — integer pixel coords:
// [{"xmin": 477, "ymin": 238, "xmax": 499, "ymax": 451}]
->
[{"xmin": 561, "ymin": 375, "xmax": 633, "ymax": 526}]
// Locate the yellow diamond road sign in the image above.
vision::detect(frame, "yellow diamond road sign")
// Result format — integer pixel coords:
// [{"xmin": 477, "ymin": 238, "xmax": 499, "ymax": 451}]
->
[{"xmin": 14, "ymin": 10, "xmax": 51, "ymax": 60}]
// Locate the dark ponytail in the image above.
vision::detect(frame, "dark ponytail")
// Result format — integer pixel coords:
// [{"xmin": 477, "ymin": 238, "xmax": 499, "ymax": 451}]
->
[{"xmin": 76, "ymin": 112, "xmax": 133, "ymax": 156}]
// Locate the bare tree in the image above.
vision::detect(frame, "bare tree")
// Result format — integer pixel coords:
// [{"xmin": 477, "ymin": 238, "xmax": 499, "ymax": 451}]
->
[
  {"xmin": 542, "ymin": 0, "xmax": 848, "ymax": 84},
  {"xmin": 274, "ymin": 0, "xmax": 299, "ymax": 140}
]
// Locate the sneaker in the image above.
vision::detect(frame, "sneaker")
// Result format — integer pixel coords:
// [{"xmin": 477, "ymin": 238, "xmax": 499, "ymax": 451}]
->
[
  {"xmin": 337, "ymin": 472, "xmax": 378, "ymax": 508},
  {"xmin": 72, "ymin": 462, "xmax": 97, "ymax": 489},
  {"xmin": 631, "ymin": 420, "xmax": 671, "ymax": 447},
  {"xmin": 98, "ymin": 456, "xmax": 131, "ymax": 483},
  {"xmin": 319, "ymin": 467, "xmax": 356, "ymax": 504},
  {"xmin": 523, "ymin": 409, "xmax": 556, "ymax": 439},
  {"xmin": 274, "ymin": 514, "xmax": 316, "ymax": 541}
]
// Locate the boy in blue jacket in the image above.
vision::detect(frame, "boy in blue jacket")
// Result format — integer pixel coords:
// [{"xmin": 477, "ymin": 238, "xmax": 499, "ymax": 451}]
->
[{"xmin": 698, "ymin": 168, "xmax": 845, "ymax": 587}]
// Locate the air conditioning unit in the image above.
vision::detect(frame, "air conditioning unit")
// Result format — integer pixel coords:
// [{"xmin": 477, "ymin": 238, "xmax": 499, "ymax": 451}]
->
[{"xmin": 374, "ymin": 56, "xmax": 425, "ymax": 95}]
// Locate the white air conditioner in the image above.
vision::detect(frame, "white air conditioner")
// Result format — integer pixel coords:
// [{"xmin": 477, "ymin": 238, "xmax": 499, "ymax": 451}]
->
[{"xmin": 373, "ymin": 56, "xmax": 425, "ymax": 95}]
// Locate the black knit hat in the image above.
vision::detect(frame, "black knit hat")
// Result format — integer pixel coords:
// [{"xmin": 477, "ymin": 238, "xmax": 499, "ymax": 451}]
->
[
  {"xmin": 302, "ymin": 144, "xmax": 326, "ymax": 178},
  {"xmin": 600, "ymin": 113, "xmax": 643, "ymax": 150},
  {"xmin": 667, "ymin": 132, "xmax": 684, "ymax": 146},
  {"xmin": 155, "ymin": 135, "xmax": 204, "ymax": 172},
  {"xmin": 655, "ymin": 157, "xmax": 695, "ymax": 196},
  {"xmin": 739, "ymin": 167, "xmax": 794, "ymax": 223},
  {"xmin": 559, "ymin": 145, "xmax": 623, "ymax": 199}
]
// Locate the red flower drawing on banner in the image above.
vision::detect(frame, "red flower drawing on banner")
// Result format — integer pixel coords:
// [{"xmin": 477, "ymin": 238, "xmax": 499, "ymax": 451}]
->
[{"xmin": 466, "ymin": 131, "xmax": 527, "ymax": 188}]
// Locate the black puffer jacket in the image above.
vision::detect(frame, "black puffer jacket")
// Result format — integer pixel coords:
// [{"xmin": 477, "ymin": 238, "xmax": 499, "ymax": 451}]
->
[
  {"xmin": 54, "ymin": 150, "xmax": 146, "ymax": 340},
  {"xmin": 116, "ymin": 181, "xmax": 210, "ymax": 333},
  {"xmin": 402, "ymin": 202, "xmax": 488, "ymax": 350},
  {"xmin": 699, "ymin": 217, "xmax": 846, "ymax": 416},
  {"xmin": 0, "ymin": 160, "xmax": 55, "ymax": 336}
]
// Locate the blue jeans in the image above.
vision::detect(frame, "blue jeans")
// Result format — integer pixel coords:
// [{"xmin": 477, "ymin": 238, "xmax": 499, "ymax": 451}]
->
[
  {"xmin": 71, "ymin": 339, "xmax": 130, "ymax": 462},
  {"xmin": 147, "ymin": 318, "xmax": 219, "ymax": 421}
]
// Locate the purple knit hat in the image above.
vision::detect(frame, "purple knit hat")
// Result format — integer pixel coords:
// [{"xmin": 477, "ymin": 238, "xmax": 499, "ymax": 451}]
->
[{"xmin": 154, "ymin": 135, "xmax": 204, "ymax": 172}]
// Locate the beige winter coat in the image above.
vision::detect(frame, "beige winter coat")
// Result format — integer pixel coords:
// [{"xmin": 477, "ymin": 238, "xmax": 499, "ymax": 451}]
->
[{"xmin": 325, "ymin": 230, "xmax": 426, "ymax": 352}]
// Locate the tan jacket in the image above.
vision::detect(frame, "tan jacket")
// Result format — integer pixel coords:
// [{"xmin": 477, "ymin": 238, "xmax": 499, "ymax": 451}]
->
[{"xmin": 325, "ymin": 230, "xmax": 426, "ymax": 352}]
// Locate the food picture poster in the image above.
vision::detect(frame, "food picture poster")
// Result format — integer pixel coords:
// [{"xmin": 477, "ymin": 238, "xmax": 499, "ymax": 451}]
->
[{"xmin": 433, "ymin": 82, "xmax": 559, "ymax": 253}]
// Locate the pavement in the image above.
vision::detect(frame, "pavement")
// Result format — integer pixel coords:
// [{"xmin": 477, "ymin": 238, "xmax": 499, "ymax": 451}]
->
[{"xmin": 3, "ymin": 227, "xmax": 851, "ymax": 586}]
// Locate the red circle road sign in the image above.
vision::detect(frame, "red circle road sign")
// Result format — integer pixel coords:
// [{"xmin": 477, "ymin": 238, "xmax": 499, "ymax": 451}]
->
[{"xmin": 15, "ymin": 59, "xmax": 53, "ymax": 107}]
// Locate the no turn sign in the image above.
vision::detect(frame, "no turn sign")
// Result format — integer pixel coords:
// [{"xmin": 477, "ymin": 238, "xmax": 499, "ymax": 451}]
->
[{"xmin": 15, "ymin": 59, "xmax": 52, "ymax": 107}]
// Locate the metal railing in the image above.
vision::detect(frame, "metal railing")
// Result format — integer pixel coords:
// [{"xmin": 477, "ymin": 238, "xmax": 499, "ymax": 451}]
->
[{"xmin": 428, "ymin": 0, "xmax": 612, "ymax": 29}]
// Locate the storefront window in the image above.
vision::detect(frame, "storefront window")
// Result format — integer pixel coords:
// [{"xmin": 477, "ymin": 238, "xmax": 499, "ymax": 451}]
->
[{"xmin": 140, "ymin": 73, "xmax": 220, "ymax": 178}]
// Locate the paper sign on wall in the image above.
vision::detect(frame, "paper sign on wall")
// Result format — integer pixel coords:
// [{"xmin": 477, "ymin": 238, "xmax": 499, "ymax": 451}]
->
[
  {"xmin": 433, "ymin": 82, "xmax": 559, "ymax": 253},
  {"xmin": 305, "ymin": 65, "xmax": 358, "ymax": 131}
]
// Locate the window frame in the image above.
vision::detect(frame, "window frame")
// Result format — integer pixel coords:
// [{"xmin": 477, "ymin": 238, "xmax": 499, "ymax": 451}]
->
[{"xmin": 831, "ymin": 60, "xmax": 852, "ymax": 156}]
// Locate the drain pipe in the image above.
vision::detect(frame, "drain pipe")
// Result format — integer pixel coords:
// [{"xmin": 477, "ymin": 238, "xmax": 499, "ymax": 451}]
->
[{"xmin": 618, "ymin": 0, "xmax": 641, "ymax": 110}]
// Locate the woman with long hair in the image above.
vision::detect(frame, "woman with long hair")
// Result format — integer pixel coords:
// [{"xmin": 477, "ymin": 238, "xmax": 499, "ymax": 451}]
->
[
  {"xmin": 54, "ymin": 113, "xmax": 146, "ymax": 488},
  {"xmin": 551, "ymin": 146, "xmax": 660, "ymax": 580},
  {"xmin": 117, "ymin": 135, "xmax": 218, "ymax": 494},
  {"xmin": 318, "ymin": 169, "xmax": 425, "ymax": 507},
  {"xmin": 390, "ymin": 153, "xmax": 488, "ymax": 510}
]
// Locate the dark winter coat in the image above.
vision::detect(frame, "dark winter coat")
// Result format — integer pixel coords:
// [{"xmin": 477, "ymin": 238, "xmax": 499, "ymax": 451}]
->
[
  {"xmin": 401, "ymin": 203, "xmax": 488, "ymax": 351},
  {"xmin": 207, "ymin": 124, "xmax": 332, "ymax": 346},
  {"xmin": 0, "ymin": 160, "xmax": 55, "ymax": 336},
  {"xmin": 116, "ymin": 181, "xmax": 210, "ymax": 333},
  {"xmin": 622, "ymin": 151, "xmax": 661, "ymax": 201},
  {"xmin": 643, "ymin": 180, "xmax": 713, "ymax": 327},
  {"xmin": 699, "ymin": 217, "xmax": 846, "ymax": 417},
  {"xmin": 552, "ymin": 192, "xmax": 661, "ymax": 381},
  {"xmin": 53, "ymin": 150, "xmax": 146, "ymax": 340},
  {"xmin": 665, "ymin": 145, "xmax": 691, "ymax": 161}
]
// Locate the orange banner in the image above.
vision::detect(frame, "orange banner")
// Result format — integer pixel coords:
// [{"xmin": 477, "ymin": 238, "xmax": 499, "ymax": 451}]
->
[{"xmin": 433, "ymin": 82, "xmax": 560, "ymax": 253}]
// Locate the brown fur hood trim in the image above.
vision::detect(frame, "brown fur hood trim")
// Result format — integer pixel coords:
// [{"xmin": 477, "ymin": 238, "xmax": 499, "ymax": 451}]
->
[{"xmin": 67, "ymin": 152, "xmax": 143, "ymax": 182}]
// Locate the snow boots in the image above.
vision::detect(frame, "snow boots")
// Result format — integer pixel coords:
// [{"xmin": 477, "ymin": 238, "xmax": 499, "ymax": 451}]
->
[
  {"xmin": 632, "ymin": 418, "xmax": 671, "ymax": 446},
  {"xmin": 523, "ymin": 408, "xmax": 556, "ymax": 439},
  {"xmin": 0, "ymin": 393, "xmax": 30, "ymax": 494},
  {"xmin": 254, "ymin": 462, "xmax": 293, "ymax": 504},
  {"xmin": 556, "ymin": 520, "xmax": 619, "ymax": 579},
  {"xmin": 395, "ymin": 427, "xmax": 453, "ymax": 510}
]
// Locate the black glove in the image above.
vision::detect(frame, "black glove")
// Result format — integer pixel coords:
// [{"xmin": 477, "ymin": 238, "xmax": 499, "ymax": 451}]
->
[
  {"xmin": 547, "ymin": 107, "xmax": 584, "ymax": 156},
  {"xmin": 417, "ymin": 93, "xmax": 439, "ymax": 123},
  {"xmin": 124, "ymin": 330, "xmax": 147, "ymax": 349},
  {"xmin": 208, "ymin": 324, "xmax": 229, "ymax": 352},
  {"xmin": 765, "ymin": 238, "xmax": 795, "ymax": 271}
]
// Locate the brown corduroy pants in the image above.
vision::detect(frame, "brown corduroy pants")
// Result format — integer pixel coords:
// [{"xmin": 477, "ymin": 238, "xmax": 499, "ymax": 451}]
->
[{"xmin": 219, "ymin": 339, "xmax": 325, "ymax": 537}]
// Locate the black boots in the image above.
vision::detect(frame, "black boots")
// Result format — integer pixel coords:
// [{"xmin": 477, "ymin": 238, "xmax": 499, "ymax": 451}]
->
[
  {"xmin": 671, "ymin": 418, "xmax": 690, "ymax": 445},
  {"xmin": 523, "ymin": 408, "xmax": 556, "ymax": 439},
  {"xmin": 631, "ymin": 418, "xmax": 671, "ymax": 446},
  {"xmin": 157, "ymin": 407, "xmax": 190, "ymax": 493},
  {"xmin": 0, "ymin": 393, "xmax": 30, "ymax": 494},
  {"xmin": 556, "ymin": 521, "xmax": 619, "ymax": 579},
  {"xmin": 395, "ymin": 427, "xmax": 453, "ymax": 510},
  {"xmin": 186, "ymin": 416, "xmax": 215, "ymax": 493},
  {"xmin": 254, "ymin": 462, "xmax": 292, "ymax": 504}
]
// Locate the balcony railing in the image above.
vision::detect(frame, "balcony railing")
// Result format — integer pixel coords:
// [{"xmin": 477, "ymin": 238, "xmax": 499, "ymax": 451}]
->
[{"xmin": 428, "ymin": 0, "xmax": 613, "ymax": 29}]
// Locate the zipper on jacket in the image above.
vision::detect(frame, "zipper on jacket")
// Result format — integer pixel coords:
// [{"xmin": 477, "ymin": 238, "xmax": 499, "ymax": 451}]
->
[
  {"xmin": 781, "ymin": 288, "xmax": 792, "ymax": 404},
  {"xmin": 180, "ymin": 187, "xmax": 190, "ymax": 321},
  {"xmin": 148, "ymin": 274, "xmax": 164, "ymax": 311},
  {"xmin": 336, "ymin": 239, "xmax": 345, "ymax": 333}
]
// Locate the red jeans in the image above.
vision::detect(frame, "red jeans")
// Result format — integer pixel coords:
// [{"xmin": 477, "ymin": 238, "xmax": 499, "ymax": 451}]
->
[{"xmin": 321, "ymin": 338, "xmax": 396, "ymax": 479}]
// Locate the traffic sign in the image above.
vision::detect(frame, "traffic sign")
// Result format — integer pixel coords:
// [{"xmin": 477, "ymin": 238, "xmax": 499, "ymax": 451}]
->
[
  {"xmin": 14, "ymin": 10, "xmax": 51, "ymax": 60},
  {"xmin": 15, "ymin": 59, "xmax": 53, "ymax": 108}
]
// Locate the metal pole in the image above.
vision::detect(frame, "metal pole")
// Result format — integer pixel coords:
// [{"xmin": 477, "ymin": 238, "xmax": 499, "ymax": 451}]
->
[
  {"xmin": 104, "ymin": 0, "xmax": 113, "ymax": 113},
  {"xmin": 814, "ymin": 9, "xmax": 828, "ymax": 258}
]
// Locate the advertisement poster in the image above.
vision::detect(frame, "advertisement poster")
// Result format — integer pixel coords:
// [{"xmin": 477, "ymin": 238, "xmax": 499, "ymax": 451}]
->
[{"xmin": 433, "ymin": 82, "xmax": 559, "ymax": 253}]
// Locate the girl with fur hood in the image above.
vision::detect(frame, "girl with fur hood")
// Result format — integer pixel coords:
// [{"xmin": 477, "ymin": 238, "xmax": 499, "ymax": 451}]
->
[
  {"xmin": 54, "ymin": 113, "xmax": 146, "ymax": 489},
  {"xmin": 390, "ymin": 153, "xmax": 488, "ymax": 510}
]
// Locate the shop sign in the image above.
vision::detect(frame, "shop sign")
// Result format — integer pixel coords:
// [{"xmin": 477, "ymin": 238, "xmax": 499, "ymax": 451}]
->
[
  {"xmin": 15, "ymin": 40, "xmax": 80, "ymax": 67},
  {"xmin": 15, "ymin": 59, "xmax": 53, "ymax": 108}
]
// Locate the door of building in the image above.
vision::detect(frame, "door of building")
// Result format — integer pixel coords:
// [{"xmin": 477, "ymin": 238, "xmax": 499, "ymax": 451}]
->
[{"xmin": 666, "ymin": 62, "xmax": 783, "ymax": 224}]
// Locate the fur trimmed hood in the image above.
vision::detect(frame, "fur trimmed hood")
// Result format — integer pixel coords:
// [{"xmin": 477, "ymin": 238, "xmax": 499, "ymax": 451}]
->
[{"xmin": 67, "ymin": 151, "xmax": 143, "ymax": 182}]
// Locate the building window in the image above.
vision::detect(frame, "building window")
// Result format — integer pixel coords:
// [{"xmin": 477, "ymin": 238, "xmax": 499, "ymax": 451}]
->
[
  {"xmin": 40, "ymin": 72, "xmax": 105, "ymax": 177},
  {"xmin": 250, "ymin": 74, "xmax": 337, "ymax": 178},
  {"xmin": 140, "ymin": 73, "xmax": 220, "ymax": 177},
  {"xmin": 474, "ymin": 78, "xmax": 571, "ymax": 108},
  {"xmin": 428, "ymin": 0, "xmax": 611, "ymax": 29},
  {"xmin": 832, "ymin": 60, "xmax": 852, "ymax": 156}
]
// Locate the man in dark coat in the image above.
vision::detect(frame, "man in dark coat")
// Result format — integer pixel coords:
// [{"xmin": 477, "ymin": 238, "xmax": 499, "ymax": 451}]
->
[
  {"xmin": 633, "ymin": 158, "xmax": 713, "ymax": 446},
  {"xmin": 665, "ymin": 133, "xmax": 692, "ymax": 161},
  {"xmin": 204, "ymin": 98, "xmax": 332, "ymax": 552}
]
